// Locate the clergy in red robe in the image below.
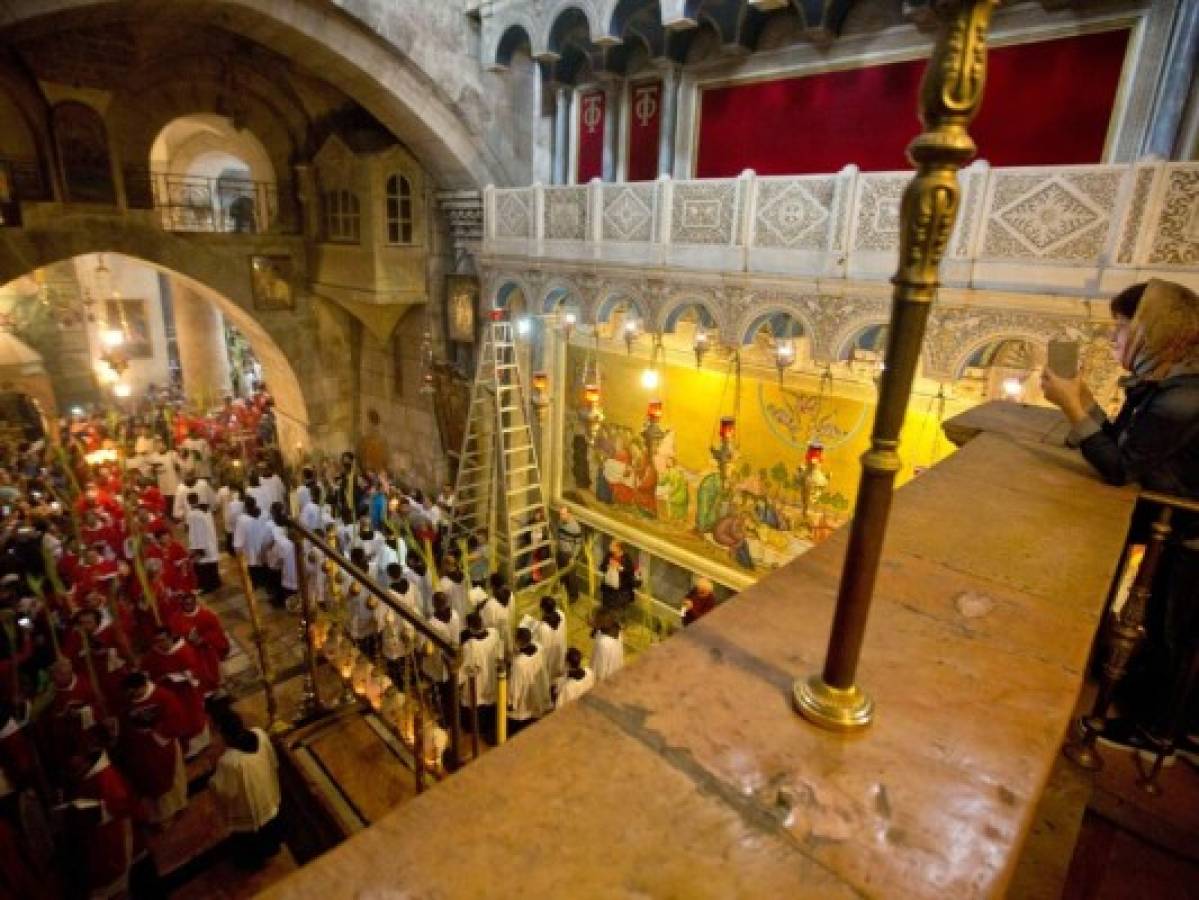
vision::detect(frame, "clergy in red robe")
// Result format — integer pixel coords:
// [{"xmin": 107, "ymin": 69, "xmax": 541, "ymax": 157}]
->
[
  {"xmin": 0, "ymin": 702, "xmax": 37, "ymax": 799},
  {"xmin": 118, "ymin": 671, "xmax": 189, "ymax": 824},
  {"xmin": 63, "ymin": 750, "xmax": 134, "ymax": 897},
  {"xmin": 161, "ymin": 535, "xmax": 198, "ymax": 595},
  {"xmin": 139, "ymin": 480, "xmax": 167, "ymax": 518},
  {"xmin": 43, "ymin": 658, "xmax": 103, "ymax": 776},
  {"xmin": 167, "ymin": 593, "xmax": 229, "ymax": 696},
  {"xmin": 140, "ymin": 628, "xmax": 210, "ymax": 757},
  {"xmin": 62, "ymin": 610, "xmax": 129, "ymax": 711}
]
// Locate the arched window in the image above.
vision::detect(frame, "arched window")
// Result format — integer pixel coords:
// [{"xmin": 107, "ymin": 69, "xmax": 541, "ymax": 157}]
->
[
  {"xmin": 385, "ymin": 174, "xmax": 413, "ymax": 245},
  {"xmin": 324, "ymin": 189, "xmax": 360, "ymax": 243}
]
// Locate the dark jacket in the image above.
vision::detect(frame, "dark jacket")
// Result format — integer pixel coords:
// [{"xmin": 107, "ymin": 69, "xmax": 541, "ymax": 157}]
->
[{"xmin": 1080, "ymin": 372, "xmax": 1199, "ymax": 541}]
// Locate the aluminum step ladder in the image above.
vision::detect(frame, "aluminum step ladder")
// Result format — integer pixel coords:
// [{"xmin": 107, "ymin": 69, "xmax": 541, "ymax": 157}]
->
[{"xmin": 449, "ymin": 310, "xmax": 558, "ymax": 592}]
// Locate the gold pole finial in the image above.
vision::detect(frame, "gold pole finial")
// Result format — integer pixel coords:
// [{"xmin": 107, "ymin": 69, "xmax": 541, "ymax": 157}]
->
[{"xmin": 795, "ymin": 0, "xmax": 998, "ymax": 731}]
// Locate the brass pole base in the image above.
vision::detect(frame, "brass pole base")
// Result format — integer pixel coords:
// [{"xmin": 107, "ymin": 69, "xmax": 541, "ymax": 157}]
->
[
  {"xmin": 793, "ymin": 675, "xmax": 875, "ymax": 732},
  {"xmin": 1062, "ymin": 739, "xmax": 1104, "ymax": 772}
]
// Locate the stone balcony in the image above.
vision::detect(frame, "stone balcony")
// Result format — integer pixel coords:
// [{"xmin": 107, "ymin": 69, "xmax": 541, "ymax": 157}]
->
[
  {"xmin": 483, "ymin": 159, "xmax": 1199, "ymax": 299},
  {"xmin": 266, "ymin": 402, "xmax": 1137, "ymax": 898}
]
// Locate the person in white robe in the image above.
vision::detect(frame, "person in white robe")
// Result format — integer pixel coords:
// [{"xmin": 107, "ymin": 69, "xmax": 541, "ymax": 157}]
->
[
  {"xmin": 173, "ymin": 475, "xmax": 214, "ymax": 521},
  {"xmin": 438, "ymin": 568, "xmax": 470, "ymax": 623},
  {"xmin": 185, "ymin": 499, "xmax": 221, "ymax": 593},
  {"xmin": 258, "ymin": 467, "xmax": 287, "ymax": 514},
  {"xmin": 478, "ymin": 585, "xmax": 514, "ymax": 662},
  {"xmin": 592, "ymin": 614, "xmax": 625, "ymax": 682},
  {"xmin": 554, "ymin": 647, "xmax": 596, "ymax": 708},
  {"xmin": 215, "ymin": 483, "xmax": 243, "ymax": 555},
  {"xmin": 508, "ymin": 628, "xmax": 552, "ymax": 733},
  {"xmin": 233, "ymin": 498, "xmax": 270, "ymax": 587},
  {"xmin": 263, "ymin": 520, "xmax": 296, "ymax": 607},
  {"xmin": 536, "ymin": 595, "xmax": 568, "ymax": 683},
  {"xmin": 457, "ymin": 610, "xmax": 501, "ymax": 742},
  {"xmin": 210, "ymin": 712, "xmax": 283, "ymax": 868},
  {"xmin": 346, "ymin": 584, "xmax": 385, "ymax": 657},
  {"xmin": 146, "ymin": 439, "xmax": 181, "ymax": 499}
]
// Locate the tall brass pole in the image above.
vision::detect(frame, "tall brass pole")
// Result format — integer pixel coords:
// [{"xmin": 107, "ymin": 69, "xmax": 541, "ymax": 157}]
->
[
  {"xmin": 235, "ymin": 551, "xmax": 284, "ymax": 733},
  {"xmin": 291, "ymin": 527, "xmax": 323, "ymax": 719},
  {"xmin": 795, "ymin": 0, "xmax": 998, "ymax": 731}
]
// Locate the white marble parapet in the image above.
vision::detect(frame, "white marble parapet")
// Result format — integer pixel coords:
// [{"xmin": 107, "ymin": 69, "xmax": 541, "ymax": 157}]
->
[{"xmin": 483, "ymin": 159, "xmax": 1199, "ymax": 297}]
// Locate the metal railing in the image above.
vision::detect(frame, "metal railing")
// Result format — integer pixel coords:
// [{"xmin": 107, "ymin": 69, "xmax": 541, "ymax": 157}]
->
[
  {"xmin": 123, "ymin": 165, "xmax": 287, "ymax": 234},
  {"xmin": 282, "ymin": 515, "xmax": 466, "ymax": 789},
  {"xmin": 0, "ymin": 157, "xmax": 50, "ymax": 202},
  {"xmin": 1063, "ymin": 490, "xmax": 1199, "ymax": 794}
]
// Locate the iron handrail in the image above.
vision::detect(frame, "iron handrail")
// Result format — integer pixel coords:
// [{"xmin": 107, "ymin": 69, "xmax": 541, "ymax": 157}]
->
[
  {"xmin": 1139, "ymin": 490, "xmax": 1199, "ymax": 516},
  {"xmin": 283, "ymin": 514, "xmax": 457, "ymax": 657}
]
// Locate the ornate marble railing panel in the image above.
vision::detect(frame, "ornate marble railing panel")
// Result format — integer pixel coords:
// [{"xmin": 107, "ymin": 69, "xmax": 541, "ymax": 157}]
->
[{"xmin": 483, "ymin": 159, "xmax": 1199, "ymax": 296}]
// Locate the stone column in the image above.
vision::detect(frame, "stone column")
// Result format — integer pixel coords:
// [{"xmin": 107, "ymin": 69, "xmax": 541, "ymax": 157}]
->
[
  {"xmin": 600, "ymin": 76, "xmax": 621, "ymax": 182},
  {"xmin": 1144, "ymin": 0, "xmax": 1199, "ymax": 157},
  {"xmin": 553, "ymin": 85, "xmax": 571, "ymax": 185},
  {"xmin": 658, "ymin": 64, "xmax": 681, "ymax": 178},
  {"xmin": 172, "ymin": 282, "xmax": 231, "ymax": 408}
]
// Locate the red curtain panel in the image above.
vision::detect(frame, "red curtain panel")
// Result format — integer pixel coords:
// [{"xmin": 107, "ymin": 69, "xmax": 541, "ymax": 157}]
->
[
  {"xmin": 627, "ymin": 80, "xmax": 663, "ymax": 182},
  {"xmin": 695, "ymin": 28, "xmax": 1131, "ymax": 178},
  {"xmin": 577, "ymin": 89, "xmax": 606, "ymax": 183}
]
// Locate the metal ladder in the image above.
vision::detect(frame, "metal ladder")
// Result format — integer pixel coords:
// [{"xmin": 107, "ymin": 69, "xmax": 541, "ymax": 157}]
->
[{"xmin": 449, "ymin": 312, "xmax": 558, "ymax": 592}]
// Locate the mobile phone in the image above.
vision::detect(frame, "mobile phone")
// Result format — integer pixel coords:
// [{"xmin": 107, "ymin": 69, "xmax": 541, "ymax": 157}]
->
[{"xmin": 1047, "ymin": 340, "xmax": 1080, "ymax": 379}]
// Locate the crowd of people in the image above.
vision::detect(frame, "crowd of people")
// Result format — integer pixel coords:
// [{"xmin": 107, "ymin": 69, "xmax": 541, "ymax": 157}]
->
[
  {"xmin": 0, "ymin": 375, "xmax": 714, "ymax": 896},
  {"xmin": 0, "ymin": 385, "xmax": 287, "ymax": 897}
]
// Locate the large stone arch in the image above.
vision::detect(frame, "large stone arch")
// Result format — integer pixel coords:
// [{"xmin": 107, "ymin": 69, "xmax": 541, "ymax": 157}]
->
[
  {"xmin": 0, "ymin": 216, "xmax": 327, "ymax": 451},
  {"xmin": 0, "ymin": 0, "xmax": 507, "ymax": 189}
]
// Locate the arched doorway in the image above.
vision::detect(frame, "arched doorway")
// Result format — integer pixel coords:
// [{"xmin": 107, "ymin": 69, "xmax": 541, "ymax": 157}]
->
[
  {"xmin": 0, "ymin": 251, "xmax": 311, "ymax": 452},
  {"xmin": 149, "ymin": 115, "xmax": 278, "ymax": 233}
]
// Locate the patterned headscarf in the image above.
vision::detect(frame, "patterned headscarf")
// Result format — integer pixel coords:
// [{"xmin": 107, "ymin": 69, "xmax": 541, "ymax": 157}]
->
[{"xmin": 1123, "ymin": 279, "xmax": 1199, "ymax": 381}]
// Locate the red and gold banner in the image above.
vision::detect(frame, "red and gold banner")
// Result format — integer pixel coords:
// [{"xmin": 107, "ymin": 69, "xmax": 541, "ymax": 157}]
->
[
  {"xmin": 626, "ymin": 79, "xmax": 662, "ymax": 183},
  {"xmin": 577, "ymin": 89, "xmax": 606, "ymax": 183},
  {"xmin": 696, "ymin": 28, "xmax": 1130, "ymax": 177}
]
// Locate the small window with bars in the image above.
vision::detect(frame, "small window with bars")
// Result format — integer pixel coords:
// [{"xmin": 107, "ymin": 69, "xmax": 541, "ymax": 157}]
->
[{"xmin": 385, "ymin": 174, "xmax": 413, "ymax": 245}]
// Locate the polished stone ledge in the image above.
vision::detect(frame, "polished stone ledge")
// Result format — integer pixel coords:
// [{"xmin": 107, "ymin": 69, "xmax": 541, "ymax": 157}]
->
[{"xmin": 266, "ymin": 401, "xmax": 1135, "ymax": 899}]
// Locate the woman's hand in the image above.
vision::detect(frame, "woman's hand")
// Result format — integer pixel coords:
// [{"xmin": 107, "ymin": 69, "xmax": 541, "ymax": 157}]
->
[{"xmin": 1040, "ymin": 369, "xmax": 1089, "ymax": 423}]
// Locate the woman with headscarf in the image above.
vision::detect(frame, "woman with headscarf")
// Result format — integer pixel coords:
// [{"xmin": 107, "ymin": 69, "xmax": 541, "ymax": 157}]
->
[{"xmin": 1042, "ymin": 278, "xmax": 1199, "ymax": 763}]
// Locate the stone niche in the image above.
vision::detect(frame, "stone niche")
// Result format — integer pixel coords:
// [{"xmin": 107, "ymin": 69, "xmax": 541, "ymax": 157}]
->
[{"xmin": 310, "ymin": 133, "xmax": 428, "ymax": 310}]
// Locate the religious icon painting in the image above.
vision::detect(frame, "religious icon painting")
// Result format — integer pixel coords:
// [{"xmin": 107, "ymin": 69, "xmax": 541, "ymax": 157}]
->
[
  {"xmin": 446, "ymin": 274, "xmax": 478, "ymax": 344},
  {"xmin": 104, "ymin": 298, "xmax": 153, "ymax": 359},
  {"xmin": 250, "ymin": 255, "xmax": 295, "ymax": 310}
]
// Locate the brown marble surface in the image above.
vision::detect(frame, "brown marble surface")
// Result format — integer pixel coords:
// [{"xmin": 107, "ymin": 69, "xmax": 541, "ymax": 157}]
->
[{"xmin": 264, "ymin": 404, "xmax": 1135, "ymax": 899}]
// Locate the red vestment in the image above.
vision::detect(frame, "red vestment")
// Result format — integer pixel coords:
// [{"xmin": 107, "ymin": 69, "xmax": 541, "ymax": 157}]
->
[
  {"xmin": 67, "ymin": 752, "xmax": 133, "ymax": 894},
  {"xmin": 119, "ymin": 684, "xmax": 187, "ymax": 799},
  {"xmin": 44, "ymin": 674, "xmax": 102, "ymax": 769},
  {"xmin": 167, "ymin": 607, "xmax": 229, "ymax": 694},
  {"xmin": 139, "ymin": 486, "xmax": 167, "ymax": 517},
  {"xmin": 140, "ymin": 641, "xmax": 208, "ymax": 739},
  {"xmin": 0, "ymin": 715, "xmax": 37, "ymax": 795}
]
